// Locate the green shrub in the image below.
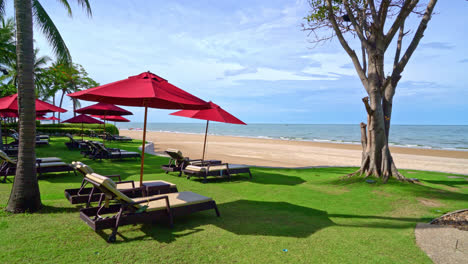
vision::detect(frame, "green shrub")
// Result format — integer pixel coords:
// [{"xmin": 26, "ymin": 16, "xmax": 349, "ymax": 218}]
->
[{"xmin": 0, "ymin": 123, "xmax": 119, "ymax": 136}]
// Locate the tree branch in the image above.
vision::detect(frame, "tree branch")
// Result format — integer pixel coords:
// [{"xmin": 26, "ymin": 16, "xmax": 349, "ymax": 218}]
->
[
  {"xmin": 378, "ymin": 0, "xmax": 390, "ymax": 29},
  {"xmin": 368, "ymin": 0, "xmax": 380, "ymax": 28},
  {"xmin": 362, "ymin": 97, "xmax": 373, "ymax": 115},
  {"xmin": 326, "ymin": 0, "xmax": 368, "ymax": 90},
  {"xmin": 393, "ymin": 24, "xmax": 404, "ymax": 72},
  {"xmin": 343, "ymin": 0, "xmax": 369, "ymax": 48},
  {"xmin": 395, "ymin": 0, "xmax": 438, "ymax": 75},
  {"xmin": 384, "ymin": 0, "xmax": 418, "ymax": 50}
]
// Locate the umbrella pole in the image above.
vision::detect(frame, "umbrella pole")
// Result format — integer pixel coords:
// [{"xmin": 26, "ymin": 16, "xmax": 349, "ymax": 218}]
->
[
  {"xmin": 202, "ymin": 120, "xmax": 209, "ymax": 161},
  {"xmin": 81, "ymin": 122, "xmax": 84, "ymax": 141},
  {"xmin": 139, "ymin": 105, "xmax": 148, "ymax": 186},
  {"xmin": 103, "ymin": 116, "xmax": 106, "ymax": 144}
]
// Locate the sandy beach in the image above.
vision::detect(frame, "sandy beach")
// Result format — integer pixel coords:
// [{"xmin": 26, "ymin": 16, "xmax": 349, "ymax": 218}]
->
[{"xmin": 120, "ymin": 130, "xmax": 468, "ymax": 175}]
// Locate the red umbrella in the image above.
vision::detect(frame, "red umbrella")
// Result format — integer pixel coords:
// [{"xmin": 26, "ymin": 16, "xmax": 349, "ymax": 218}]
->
[
  {"xmin": 0, "ymin": 93, "xmax": 67, "ymax": 113},
  {"xmin": 68, "ymin": 71, "xmax": 209, "ymax": 185},
  {"xmin": 45, "ymin": 116, "xmax": 60, "ymax": 121},
  {"xmin": 91, "ymin": 115, "xmax": 130, "ymax": 122},
  {"xmin": 75, "ymin": 102, "xmax": 132, "ymax": 116},
  {"xmin": 170, "ymin": 101, "xmax": 246, "ymax": 160},
  {"xmin": 61, "ymin": 114, "xmax": 104, "ymax": 140},
  {"xmin": 76, "ymin": 103, "xmax": 132, "ymax": 143}
]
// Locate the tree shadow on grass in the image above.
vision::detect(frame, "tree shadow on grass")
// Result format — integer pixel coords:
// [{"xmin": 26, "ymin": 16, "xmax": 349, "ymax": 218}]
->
[
  {"xmin": 330, "ymin": 176, "xmax": 468, "ymax": 203},
  {"xmin": 37, "ymin": 204, "xmax": 80, "ymax": 214},
  {"xmin": 188, "ymin": 170, "xmax": 306, "ymax": 186},
  {"xmin": 93, "ymin": 199, "xmax": 440, "ymax": 243}
]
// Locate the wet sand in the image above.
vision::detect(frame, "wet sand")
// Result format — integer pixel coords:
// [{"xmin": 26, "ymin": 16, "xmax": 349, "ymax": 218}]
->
[{"xmin": 120, "ymin": 130, "xmax": 468, "ymax": 175}]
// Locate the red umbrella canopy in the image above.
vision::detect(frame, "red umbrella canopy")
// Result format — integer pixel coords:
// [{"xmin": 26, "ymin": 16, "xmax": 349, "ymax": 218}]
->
[
  {"xmin": 0, "ymin": 112, "xmax": 18, "ymax": 118},
  {"xmin": 0, "ymin": 94, "xmax": 67, "ymax": 113},
  {"xmin": 61, "ymin": 114, "xmax": 104, "ymax": 124},
  {"xmin": 170, "ymin": 101, "xmax": 246, "ymax": 125},
  {"xmin": 91, "ymin": 115, "xmax": 130, "ymax": 122},
  {"xmin": 45, "ymin": 116, "xmax": 60, "ymax": 121},
  {"xmin": 68, "ymin": 72, "xmax": 208, "ymax": 110},
  {"xmin": 75, "ymin": 102, "xmax": 133, "ymax": 116}
]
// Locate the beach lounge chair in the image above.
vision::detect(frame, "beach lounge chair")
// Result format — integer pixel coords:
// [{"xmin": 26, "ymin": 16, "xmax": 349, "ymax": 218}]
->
[
  {"xmin": 10, "ymin": 128, "xmax": 49, "ymax": 141},
  {"xmin": 90, "ymin": 142, "xmax": 141, "ymax": 160},
  {"xmin": 79, "ymin": 173, "xmax": 220, "ymax": 242},
  {"xmin": 65, "ymin": 133, "xmax": 86, "ymax": 150},
  {"xmin": 65, "ymin": 161, "xmax": 178, "ymax": 206},
  {"xmin": 161, "ymin": 149, "xmax": 221, "ymax": 176},
  {"xmin": 0, "ymin": 150, "xmax": 72, "ymax": 181},
  {"xmin": 9, "ymin": 131, "xmax": 49, "ymax": 146},
  {"xmin": 183, "ymin": 163, "xmax": 252, "ymax": 183},
  {"xmin": 104, "ymin": 132, "xmax": 132, "ymax": 142}
]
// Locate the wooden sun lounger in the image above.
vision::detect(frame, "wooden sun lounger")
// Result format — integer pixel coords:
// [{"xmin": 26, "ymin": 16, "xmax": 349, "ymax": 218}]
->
[
  {"xmin": 65, "ymin": 133, "xmax": 86, "ymax": 150},
  {"xmin": 104, "ymin": 132, "xmax": 132, "ymax": 142},
  {"xmin": 89, "ymin": 142, "xmax": 140, "ymax": 160},
  {"xmin": 183, "ymin": 163, "xmax": 252, "ymax": 183},
  {"xmin": 79, "ymin": 173, "xmax": 220, "ymax": 242},
  {"xmin": 64, "ymin": 162, "xmax": 178, "ymax": 206},
  {"xmin": 0, "ymin": 150, "xmax": 72, "ymax": 181},
  {"xmin": 161, "ymin": 149, "xmax": 221, "ymax": 176},
  {"xmin": 9, "ymin": 131, "xmax": 49, "ymax": 146}
]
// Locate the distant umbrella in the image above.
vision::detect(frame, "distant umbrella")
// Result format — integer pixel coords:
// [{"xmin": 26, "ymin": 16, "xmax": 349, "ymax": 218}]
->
[
  {"xmin": 61, "ymin": 114, "xmax": 104, "ymax": 140},
  {"xmin": 91, "ymin": 115, "xmax": 130, "ymax": 122},
  {"xmin": 170, "ymin": 101, "xmax": 246, "ymax": 160}
]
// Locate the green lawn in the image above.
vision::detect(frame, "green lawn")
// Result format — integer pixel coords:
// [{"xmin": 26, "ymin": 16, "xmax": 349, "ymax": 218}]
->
[{"xmin": 1, "ymin": 137, "xmax": 467, "ymax": 263}]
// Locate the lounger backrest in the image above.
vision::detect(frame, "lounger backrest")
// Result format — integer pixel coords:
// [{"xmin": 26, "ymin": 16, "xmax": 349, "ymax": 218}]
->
[
  {"xmin": 165, "ymin": 149, "xmax": 185, "ymax": 163},
  {"xmin": 85, "ymin": 173, "xmax": 140, "ymax": 208},
  {"xmin": 10, "ymin": 133, "xmax": 19, "ymax": 141},
  {"xmin": 0, "ymin": 150, "xmax": 15, "ymax": 164},
  {"xmin": 95, "ymin": 143, "xmax": 111, "ymax": 154},
  {"xmin": 71, "ymin": 161, "xmax": 94, "ymax": 176},
  {"xmin": 65, "ymin": 133, "xmax": 75, "ymax": 142}
]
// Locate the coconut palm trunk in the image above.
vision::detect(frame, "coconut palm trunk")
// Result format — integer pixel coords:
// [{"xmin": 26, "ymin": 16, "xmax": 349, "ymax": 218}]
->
[{"xmin": 6, "ymin": 0, "xmax": 42, "ymax": 213}]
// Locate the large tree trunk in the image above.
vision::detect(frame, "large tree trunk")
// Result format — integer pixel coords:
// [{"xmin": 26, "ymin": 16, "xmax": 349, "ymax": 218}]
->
[
  {"xmin": 349, "ymin": 95, "xmax": 412, "ymax": 183},
  {"xmin": 6, "ymin": 0, "xmax": 42, "ymax": 213}
]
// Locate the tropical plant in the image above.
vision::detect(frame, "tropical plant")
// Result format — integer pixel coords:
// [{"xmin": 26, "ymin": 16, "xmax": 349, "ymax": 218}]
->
[
  {"xmin": 304, "ymin": 0, "xmax": 438, "ymax": 182},
  {"xmin": 2, "ymin": 0, "xmax": 92, "ymax": 213},
  {"xmin": 45, "ymin": 62, "xmax": 98, "ymax": 120},
  {"xmin": 1, "ymin": 47, "xmax": 51, "ymax": 94}
]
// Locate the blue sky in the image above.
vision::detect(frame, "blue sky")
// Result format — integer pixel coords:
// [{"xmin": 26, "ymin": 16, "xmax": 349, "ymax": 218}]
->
[{"xmin": 6, "ymin": 0, "xmax": 468, "ymax": 124}]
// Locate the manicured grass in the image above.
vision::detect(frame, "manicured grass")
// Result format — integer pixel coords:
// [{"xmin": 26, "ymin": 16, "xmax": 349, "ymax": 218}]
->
[{"xmin": 0, "ymin": 137, "xmax": 467, "ymax": 263}]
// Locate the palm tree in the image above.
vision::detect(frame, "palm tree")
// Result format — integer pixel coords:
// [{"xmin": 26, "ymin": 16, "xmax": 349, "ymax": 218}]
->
[
  {"xmin": 0, "ymin": 17, "xmax": 15, "ymax": 74},
  {"xmin": 3, "ymin": 0, "xmax": 91, "ymax": 213},
  {"xmin": 1, "ymin": 47, "xmax": 51, "ymax": 94}
]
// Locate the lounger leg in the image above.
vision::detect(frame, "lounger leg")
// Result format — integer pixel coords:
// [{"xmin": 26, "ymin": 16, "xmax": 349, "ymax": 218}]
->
[
  {"xmin": 214, "ymin": 203, "xmax": 221, "ymax": 217},
  {"xmin": 109, "ymin": 207, "xmax": 124, "ymax": 243},
  {"xmin": 86, "ymin": 187, "xmax": 96, "ymax": 208}
]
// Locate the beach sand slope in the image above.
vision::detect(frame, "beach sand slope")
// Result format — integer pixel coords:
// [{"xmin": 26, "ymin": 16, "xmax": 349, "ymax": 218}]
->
[{"xmin": 120, "ymin": 130, "xmax": 468, "ymax": 175}]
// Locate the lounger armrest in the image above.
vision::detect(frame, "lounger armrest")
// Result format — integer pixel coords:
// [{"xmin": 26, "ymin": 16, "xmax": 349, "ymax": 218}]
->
[
  {"xmin": 105, "ymin": 174, "xmax": 121, "ymax": 181},
  {"xmin": 115, "ymin": 180, "xmax": 135, "ymax": 189},
  {"xmin": 127, "ymin": 195, "xmax": 171, "ymax": 209}
]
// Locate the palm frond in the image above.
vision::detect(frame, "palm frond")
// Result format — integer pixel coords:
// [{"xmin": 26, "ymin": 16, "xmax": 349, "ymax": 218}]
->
[
  {"xmin": 32, "ymin": 0, "xmax": 72, "ymax": 65},
  {"xmin": 0, "ymin": 0, "xmax": 5, "ymax": 18},
  {"xmin": 73, "ymin": 0, "xmax": 92, "ymax": 17},
  {"xmin": 55, "ymin": 0, "xmax": 73, "ymax": 17}
]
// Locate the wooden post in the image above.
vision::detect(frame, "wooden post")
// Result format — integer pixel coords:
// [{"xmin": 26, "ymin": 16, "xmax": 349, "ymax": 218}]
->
[
  {"xmin": 139, "ymin": 105, "xmax": 148, "ymax": 186},
  {"xmin": 202, "ymin": 120, "xmax": 209, "ymax": 161}
]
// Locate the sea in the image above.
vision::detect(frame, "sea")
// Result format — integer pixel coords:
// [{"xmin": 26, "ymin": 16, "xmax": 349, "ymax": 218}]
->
[{"xmin": 116, "ymin": 123, "xmax": 468, "ymax": 151}]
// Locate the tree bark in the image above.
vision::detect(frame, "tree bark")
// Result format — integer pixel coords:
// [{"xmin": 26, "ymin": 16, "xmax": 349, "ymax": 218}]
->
[{"xmin": 6, "ymin": 0, "xmax": 42, "ymax": 213}]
